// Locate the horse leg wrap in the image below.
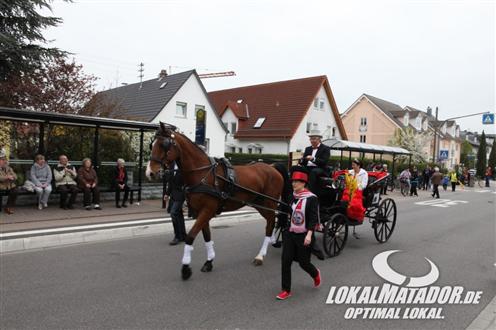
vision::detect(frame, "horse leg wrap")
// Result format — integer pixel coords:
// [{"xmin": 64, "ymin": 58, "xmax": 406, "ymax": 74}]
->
[
  {"xmin": 258, "ymin": 236, "xmax": 271, "ymax": 257},
  {"xmin": 205, "ymin": 241, "xmax": 215, "ymax": 261},
  {"xmin": 182, "ymin": 244, "xmax": 194, "ymax": 265}
]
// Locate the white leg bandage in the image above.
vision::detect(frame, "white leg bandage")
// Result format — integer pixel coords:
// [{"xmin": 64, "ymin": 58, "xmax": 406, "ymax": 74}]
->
[
  {"xmin": 182, "ymin": 244, "xmax": 194, "ymax": 265},
  {"xmin": 205, "ymin": 241, "xmax": 215, "ymax": 261},
  {"xmin": 258, "ymin": 236, "xmax": 272, "ymax": 257}
]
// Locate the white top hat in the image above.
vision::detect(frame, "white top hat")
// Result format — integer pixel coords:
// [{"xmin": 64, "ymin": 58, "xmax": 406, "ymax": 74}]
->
[{"xmin": 308, "ymin": 129, "xmax": 322, "ymax": 138}]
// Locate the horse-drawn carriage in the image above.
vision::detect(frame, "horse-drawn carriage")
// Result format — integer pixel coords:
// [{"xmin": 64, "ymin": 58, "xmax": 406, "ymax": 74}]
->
[{"xmin": 272, "ymin": 138, "xmax": 410, "ymax": 258}]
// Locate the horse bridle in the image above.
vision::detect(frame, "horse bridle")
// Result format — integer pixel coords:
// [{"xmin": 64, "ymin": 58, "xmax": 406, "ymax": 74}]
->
[
  {"xmin": 149, "ymin": 133, "xmax": 176, "ymax": 167},
  {"xmin": 149, "ymin": 133, "xmax": 216, "ymax": 174}
]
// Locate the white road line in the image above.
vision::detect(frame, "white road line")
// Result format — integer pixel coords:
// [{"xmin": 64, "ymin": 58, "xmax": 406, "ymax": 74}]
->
[{"xmin": 0, "ymin": 210, "xmax": 255, "ymax": 239}]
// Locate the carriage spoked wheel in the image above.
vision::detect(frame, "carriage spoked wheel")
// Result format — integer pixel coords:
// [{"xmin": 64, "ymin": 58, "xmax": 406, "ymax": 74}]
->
[
  {"xmin": 373, "ymin": 198, "xmax": 397, "ymax": 243},
  {"xmin": 323, "ymin": 213, "xmax": 348, "ymax": 257}
]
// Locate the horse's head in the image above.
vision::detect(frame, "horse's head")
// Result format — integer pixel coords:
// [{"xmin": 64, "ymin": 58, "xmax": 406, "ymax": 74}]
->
[{"xmin": 146, "ymin": 122, "xmax": 180, "ymax": 179}]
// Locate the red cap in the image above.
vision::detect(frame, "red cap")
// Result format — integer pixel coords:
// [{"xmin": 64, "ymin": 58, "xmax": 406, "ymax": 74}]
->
[{"xmin": 291, "ymin": 171, "xmax": 308, "ymax": 183}]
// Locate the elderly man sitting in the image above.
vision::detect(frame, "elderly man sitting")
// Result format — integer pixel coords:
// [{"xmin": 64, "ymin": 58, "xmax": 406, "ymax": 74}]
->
[{"xmin": 299, "ymin": 130, "xmax": 331, "ymax": 194}]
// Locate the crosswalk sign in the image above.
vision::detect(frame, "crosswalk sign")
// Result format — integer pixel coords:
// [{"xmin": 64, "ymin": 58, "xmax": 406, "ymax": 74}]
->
[
  {"xmin": 482, "ymin": 113, "xmax": 494, "ymax": 125},
  {"xmin": 439, "ymin": 149, "xmax": 449, "ymax": 161}
]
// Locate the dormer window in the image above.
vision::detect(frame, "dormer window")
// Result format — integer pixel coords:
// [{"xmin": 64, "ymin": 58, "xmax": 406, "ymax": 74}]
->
[
  {"xmin": 416, "ymin": 116, "xmax": 421, "ymax": 129},
  {"xmin": 253, "ymin": 117, "xmax": 266, "ymax": 128},
  {"xmin": 404, "ymin": 116, "xmax": 409, "ymax": 126}
]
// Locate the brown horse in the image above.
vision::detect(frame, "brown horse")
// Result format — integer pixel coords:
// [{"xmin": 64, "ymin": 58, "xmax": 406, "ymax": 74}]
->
[{"xmin": 146, "ymin": 123, "xmax": 290, "ymax": 280}]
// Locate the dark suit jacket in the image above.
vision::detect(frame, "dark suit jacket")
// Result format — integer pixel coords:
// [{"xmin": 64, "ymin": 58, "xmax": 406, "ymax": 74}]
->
[
  {"xmin": 166, "ymin": 166, "xmax": 185, "ymax": 201},
  {"xmin": 300, "ymin": 144, "xmax": 330, "ymax": 169}
]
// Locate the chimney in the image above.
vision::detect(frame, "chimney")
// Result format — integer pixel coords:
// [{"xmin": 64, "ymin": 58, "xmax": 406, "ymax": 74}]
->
[
  {"xmin": 158, "ymin": 69, "xmax": 168, "ymax": 80},
  {"xmin": 426, "ymin": 106, "xmax": 432, "ymax": 116}
]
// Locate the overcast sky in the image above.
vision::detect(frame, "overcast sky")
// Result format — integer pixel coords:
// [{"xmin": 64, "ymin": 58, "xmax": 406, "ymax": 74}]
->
[{"xmin": 43, "ymin": 0, "xmax": 495, "ymax": 133}]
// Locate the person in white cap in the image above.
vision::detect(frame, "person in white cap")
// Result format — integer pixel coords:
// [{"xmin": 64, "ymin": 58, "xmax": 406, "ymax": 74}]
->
[{"xmin": 299, "ymin": 129, "xmax": 330, "ymax": 194}]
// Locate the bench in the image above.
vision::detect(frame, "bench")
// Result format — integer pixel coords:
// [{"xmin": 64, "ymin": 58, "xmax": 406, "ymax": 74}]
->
[{"xmin": 0, "ymin": 186, "xmax": 141, "ymax": 212}]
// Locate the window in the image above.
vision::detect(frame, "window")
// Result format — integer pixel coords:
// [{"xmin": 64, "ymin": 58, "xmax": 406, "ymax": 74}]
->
[
  {"xmin": 231, "ymin": 122, "xmax": 237, "ymax": 134},
  {"xmin": 306, "ymin": 122, "xmax": 312, "ymax": 133},
  {"xmin": 326, "ymin": 125, "xmax": 331, "ymax": 138},
  {"xmin": 159, "ymin": 82, "xmax": 167, "ymax": 89},
  {"xmin": 230, "ymin": 147, "xmax": 235, "ymax": 153},
  {"xmin": 176, "ymin": 102, "xmax": 187, "ymax": 117},
  {"xmin": 238, "ymin": 147, "xmax": 243, "ymax": 153},
  {"xmin": 258, "ymin": 148, "xmax": 262, "ymax": 154},
  {"xmin": 313, "ymin": 123, "xmax": 318, "ymax": 129},
  {"xmin": 314, "ymin": 98, "xmax": 319, "ymax": 108},
  {"xmin": 403, "ymin": 116, "xmax": 409, "ymax": 126},
  {"xmin": 319, "ymin": 101, "xmax": 325, "ymax": 110},
  {"xmin": 423, "ymin": 120, "xmax": 428, "ymax": 130},
  {"xmin": 332, "ymin": 127, "xmax": 336, "ymax": 137},
  {"xmin": 360, "ymin": 117, "xmax": 367, "ymax": 126},
  {"xmin": 416, "ymin": 116, "xmax": 421, "ymax": 129},
  {"xmin": 248, "ymin": 148, "xmax": 253, "ymax": 154},
  {"xmin": 360, "ymin": 135, "xmax": 366, "ymax": 143},
  {"xmin": 253, "ymin": 117, "xmax": 266, "ymax": 128},
  {"xmin": 223, "ymin": 122, "xmax": 228, "ymax": 132}
]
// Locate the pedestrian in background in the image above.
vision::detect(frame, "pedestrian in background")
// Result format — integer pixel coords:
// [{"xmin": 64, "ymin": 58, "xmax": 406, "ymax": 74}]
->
[
  {"xmin": 431, "ymin": 167, "xmax": 443, "ymax": 199},
  {"xmin": 113, "ymin": 158, "xmax": 129, "ymax": 208},
  {"xmin": 0, "ymin": 151, "xmax": 18, "ymax": 214},
  {"xmin": 30, "ymin": 154, "xmax": 52, "ymax": 210},
  {"xmin": 53, "ymin": 155, "xmax": 78, "ymax": 210},
  {"xmin": 485, "ymin": 166, "xmax": 492, "ymax": 188},
  {"xmin": 410, "ymin": 166, "xmax": 419, "ymax": 197},
  {"xmin": 165, "ymin": 161, "xmax": 186, "ymax": 245},
  {"xmin": 78, "ymin": 158, "xmax": 101, "ymax": 210},
  {"xmin": 449, "ymin": 169, "xmax": 458, "ymax": 192}
]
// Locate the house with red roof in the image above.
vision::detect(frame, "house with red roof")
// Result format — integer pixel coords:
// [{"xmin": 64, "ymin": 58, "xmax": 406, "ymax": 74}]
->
[{"xmin": 208, "ymin": 75, "xmax": 347, "ymax": 154}]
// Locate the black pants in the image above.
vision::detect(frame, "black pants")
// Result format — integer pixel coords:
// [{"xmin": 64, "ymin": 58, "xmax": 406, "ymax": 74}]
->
[
  {"xmin": 432, "ymin": 184, "xmax": 440, "ymax": 198},
  {"xmin": 451, "ymin": 182, "xmax": 456, "ymax": 192},
  {"xmin": 57, "ymin": 184, "xmax": 78, "ymax": 207},
  {"xmin": 4, "ymin": 188, "xmax": 18, "ymax": 208},
  {"xmin": 82, "ymin": 186, "xmax": 100, "ymax": 206},
  {"xmin": 410, "ymin": 184, "xmax": 418, "ymax": 196},
  {"xmin": 308, "ymin": 167, "xmax": 326, "ymax": 195},
  {"xmin": 281, "ymin": 230, "xmax": 318, "ymax": 292},
  {"xmin": 170, "ymin": 199, "xmax": 186, "ymax": 240},
  {"xmin": 115, "ymin": 184, "xmax": 129, "ymax": 206}
]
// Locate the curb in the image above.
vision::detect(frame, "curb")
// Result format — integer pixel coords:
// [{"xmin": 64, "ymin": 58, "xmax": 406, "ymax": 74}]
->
[
  {"xmin": 0, "ymin": 210, "xmax": 262, "ymax": 254},
  {"xmin": 466, "ymin": 294, "xmax": 496, "ymax": 330}
]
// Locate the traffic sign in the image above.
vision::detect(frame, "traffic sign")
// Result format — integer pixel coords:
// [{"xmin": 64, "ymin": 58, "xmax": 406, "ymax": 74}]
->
[
  {"xmin": 439, "ymin": 149, "xmax": 449, "ymax": 161},
  {"xmin": 482, "ymin": 113, "xmax": 494, "ymax": 125}
]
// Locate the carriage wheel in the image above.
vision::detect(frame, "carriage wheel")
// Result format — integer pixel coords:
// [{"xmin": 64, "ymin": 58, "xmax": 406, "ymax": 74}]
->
[
  {"xmin": 323, "ymin": 213, "xmax": 348, "ymax": 257},
  {"xmin": 374, "ymin": 198, "xmax": 397, "ymax": 243},
  {"xmin": 272, "ymin": 224, "xmax": 283, "ymax": 248}
]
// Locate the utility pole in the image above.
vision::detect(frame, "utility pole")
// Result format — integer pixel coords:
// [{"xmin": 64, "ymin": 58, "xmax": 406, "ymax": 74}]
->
[
  {"xmin": 432, "ymin": 106, "xmax": 438, "ymax": 163},
  {"xmin": 138, "ymin": 62, "xmax": 144, "ymax": 88}
]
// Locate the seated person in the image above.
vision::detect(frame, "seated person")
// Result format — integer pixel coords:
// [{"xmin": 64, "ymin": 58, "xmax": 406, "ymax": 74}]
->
[
  {"xmin": 299, "ymin": 130, "xmax": 331, "ymax": 194},
  {"xmin": 0, "ymin": 151, "xmax": 18, "ymax": 214},
  {"xmin": 78, "ymin": 158, "xmax": 101, "ymax": 210},
  {"xmin": 113, "ymin": 158, "xmax": 130, "ymax": 208},
  {"xmin": 30, "ymin": 154, "xmax": 52, "ymax": 210},
  {"xmin": 53, "ymin": 155, "xmax": 78, "ymax": 210},
  {"xmin": 349, "ymin": 159, "xmax": 368, "ymax": 191}
]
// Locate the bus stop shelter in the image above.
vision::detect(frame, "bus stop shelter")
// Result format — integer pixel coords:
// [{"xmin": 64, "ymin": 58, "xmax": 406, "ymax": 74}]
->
[{"xmin": 0, "ymin": 107, "xmax": 158, "ymax": 202}]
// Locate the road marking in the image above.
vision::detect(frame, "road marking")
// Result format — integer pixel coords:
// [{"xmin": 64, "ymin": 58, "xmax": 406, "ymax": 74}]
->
[
  {"xmin": 415, "ymin": 199, "xmax": 469, "ymax": 208},
  {"xmin": 475, "ymin": 190, "xmax": 491, "ymax": 193}
]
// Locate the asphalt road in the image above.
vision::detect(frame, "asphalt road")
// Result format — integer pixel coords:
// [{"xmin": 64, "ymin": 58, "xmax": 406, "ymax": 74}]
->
[{"xmin": 1, "ymin": 188, "xmax": 495, "ymax": 329}]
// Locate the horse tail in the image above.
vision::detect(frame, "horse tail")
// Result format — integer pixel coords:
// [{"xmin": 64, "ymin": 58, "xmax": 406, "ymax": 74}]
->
[{"xmin": 272, "ymin": 163, "xmax": 291, "ymax": 226}]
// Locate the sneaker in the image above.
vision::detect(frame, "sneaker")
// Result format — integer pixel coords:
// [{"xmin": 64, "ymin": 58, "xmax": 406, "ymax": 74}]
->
[
  {"xmin": 313, "ymin": 269, "xmax": 321, "ymax": 288},
  {"xmin": 38, "ymin": 203, "xmax": 43, "ymax": 210},
  {"xmin": 94, "ymin": 204, "xmax": 102, "ymax": 210},
  {"xmin": 276, "ymin": 291, "xmax": 291, "ymax": 300},
  {"xmin": 43, "ymin": 203, "xmax": 48, "ymax": 208}
]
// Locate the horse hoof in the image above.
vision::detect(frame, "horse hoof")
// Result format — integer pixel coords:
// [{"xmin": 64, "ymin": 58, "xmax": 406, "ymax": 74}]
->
[
  {"xmin": 201, "ymin": 260, "xmax": 213, "ymax": 272},
  {"xmin": 253, "ymin": 257, "xmax": 263, "ymax": 266},
  {"xmin": 182, "ymin": 265, "xmax": 192, "ymax": 280}
]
